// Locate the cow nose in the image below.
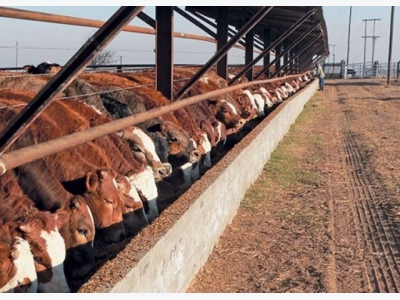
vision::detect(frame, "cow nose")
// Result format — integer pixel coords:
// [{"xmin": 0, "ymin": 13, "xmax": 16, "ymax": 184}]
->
[
  {"xmin": 237, "ymin": 118, "xmax": 246, "ymax": 128},
  {"xmin": 190, "ymin": 150, "xmax": 201, "ymax": 164},
  {"xmin": 160, "ymin": 163, "xmax": 173, "ymax": 176},
  {"xmin": 119, "ymin": 230, "xmax": 127, "ymax": 242}
]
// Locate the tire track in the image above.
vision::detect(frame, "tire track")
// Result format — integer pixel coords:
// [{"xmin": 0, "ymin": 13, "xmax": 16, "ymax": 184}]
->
[{"xmin": 339, "ymin": 106, "xmax": 400, "ymax": 292}]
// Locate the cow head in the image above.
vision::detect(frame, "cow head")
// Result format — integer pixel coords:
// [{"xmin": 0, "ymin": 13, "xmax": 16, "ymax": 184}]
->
[
  {"xmin": 19, "ymin": 212, "xmax": 70, "ymax": 293},
  {"xmin": 83, "ymin": 168, "xmax": 126, "ymax": 243},
  {"xmin": 148, "ymin": 121, "xmax": 201, "ymax": 169},
  {"xmin": 0, "ymin": 221, "xmax": 37, "ymax": 293},
  {"xmin": 122, "ymin": 126, "xmax": 172, "ymax": 182},
  {"xmin": 236, "ymin": 91, "xmax": 258, "ymax": 120},
  {"xmin": 115, "ymin": 175, "xmax": 149, "ymax": 236},
  {"xmin": 55, "ymin": 195, "xmax": 95, "ymax": 280},
  {"xmin": 209, "ymin": 99, "xmax": 246, "ymax": 130},
  {"xmin": 191, "ymin": 130, "xmax": 212, "ymax": 171}
]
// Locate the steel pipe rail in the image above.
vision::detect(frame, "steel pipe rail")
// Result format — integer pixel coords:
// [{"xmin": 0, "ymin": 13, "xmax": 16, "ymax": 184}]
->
[
  {"xmin": 0, "ymin": 73, "xmax": 306, "ymax": 175},
  {"xmin": 0, "ymin": 6, "xmax": 247, "ymax": 51}
]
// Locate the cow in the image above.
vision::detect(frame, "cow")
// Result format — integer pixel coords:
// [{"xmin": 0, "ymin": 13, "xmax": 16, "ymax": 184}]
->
[
  {"xmin": 0, "ymin": 220, "xmax": 37, "ymax": 293},
  {"xmin": 63, "ymin": 76, "xmax": 173, "ymax": 182},
  {"xmin": 63, "ymin": 96, "xmax": 172, "ymax": 182},
  {"xmin": 22, "ymin": 61, "xmax": 61, "ymax": 75},
  {"xmin": 242, "ymin": 89, "xmax": 266, "ymax": 119},
  {"xmin": 44, "ymin": 98, "xmax": 159, "ymax": 223},
  {"xmin": 0, "ymin": 92, "xmax": 130, "ymax": 243},
  {"xmin": 254, "ymin": 86, "xmax": 275, "ymax": 110},
  {"xmin": 0, "ymin": 99, "xmax": 97, "ymax": 284},
  {"xmin": 0, "ymin": 182, "xmax": 70, "ymax": 293},
  {"xmin": 29, "ymin": 117, "xmax": 127, "ymax": 242},
  {"xmin": 75, "ymin": 72, "xmax": 202, "ymax": 190}
]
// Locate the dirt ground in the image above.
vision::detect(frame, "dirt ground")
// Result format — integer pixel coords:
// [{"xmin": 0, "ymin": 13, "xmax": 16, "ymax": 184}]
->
[{"xmin": 187, "ymin": 78, "xmax": 400, "ymax": 293}]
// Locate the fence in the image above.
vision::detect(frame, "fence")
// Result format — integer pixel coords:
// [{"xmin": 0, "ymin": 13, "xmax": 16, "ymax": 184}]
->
[{"xmin": 323, "ymin": 60, "xmax": 400, "ymax": 80}]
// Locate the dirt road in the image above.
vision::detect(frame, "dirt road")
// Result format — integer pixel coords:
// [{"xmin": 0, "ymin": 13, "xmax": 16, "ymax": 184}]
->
[{"xmin": 187, "ymin": 78, "xmax": 400, "ymax": 293}]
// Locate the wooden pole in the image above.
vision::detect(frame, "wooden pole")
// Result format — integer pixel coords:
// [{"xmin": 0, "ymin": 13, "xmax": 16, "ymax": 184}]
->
[{"xmin": 346, "ymin": 6, "xmax": 352, "ymax": 67}]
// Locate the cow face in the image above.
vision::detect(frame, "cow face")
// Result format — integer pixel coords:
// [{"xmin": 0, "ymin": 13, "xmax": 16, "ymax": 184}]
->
[
  {"xmin": 56, "ymin": 195, "xmax": 95, "ymax": 280},
  {"xmin": 209, "ymin": 99, "xmax": 246, "ymax": 130},
  {"xmin": 236, "ymin": 92, "xmax": 257, "ymax": 120},
  {"xmin": 116, "ymin": 175, "xmax": 149, "ymax": 236},
  {"xmin": 191, "ymin": 131, "xmax": 212, "ymax": 171},
  {"xmin": 123, "ymin": 126, "xmax": 172, "ymax": 182},
  {"xmin": 127, "ymin": 166, "xmax": 159, "ymax": 223},
  {"xmin": 0, "ymin": 221, "xmax": 37, "ymax": 293},
  {"xmin": 19, "ymin": 212, "xmax": 70, "ymax": 293},
  {"xmin": 83, "ymin": 169, "xmax": 126, "ymax": 243},
  {"xmin": 156, "ymin": 121, "xmax": 201, "ymax": 168}
]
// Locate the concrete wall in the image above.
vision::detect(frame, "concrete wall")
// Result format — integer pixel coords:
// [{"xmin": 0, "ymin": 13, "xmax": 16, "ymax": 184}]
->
[{"xmin": 109, "ymin": 80, "xmax": 318, "ymax": 293}]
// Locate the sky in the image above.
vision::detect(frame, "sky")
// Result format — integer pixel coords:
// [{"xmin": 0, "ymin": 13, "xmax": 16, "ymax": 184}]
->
[{"xmin": 0, "ymin": 3, "xmax": 398, "ymax": 69}]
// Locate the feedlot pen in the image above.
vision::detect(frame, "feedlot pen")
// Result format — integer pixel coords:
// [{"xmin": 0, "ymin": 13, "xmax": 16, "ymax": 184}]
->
[{"xmin": 76, "ymin": 78, "xmax": 318, "ymax": 293}]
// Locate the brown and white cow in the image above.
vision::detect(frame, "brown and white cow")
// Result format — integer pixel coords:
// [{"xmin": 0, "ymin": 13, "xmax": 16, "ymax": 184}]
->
[
  {"xmin": 0, "ymin": 99, "xmax": 97, "ymax": 284},
  {"xmin": 64, "ymin": 76, "xmax": 173, "ymax": 183},
  {"xmin": 0, "ymin": 93, "xmax": 122, "ymax": 242},
  {"xmin": 0, "ymin": 187, "xmax": 70, "ymax": 293},
  {"xmin": 71, "ymin": 72, "xmax": 198, "ymax": 177},
  {"xmin": 46, "ymin": 98, "xmax": 159, "ymax": 223},
  {"xmin": 0, "ymin": 220, "xmax": 37, "ymax": 293}
]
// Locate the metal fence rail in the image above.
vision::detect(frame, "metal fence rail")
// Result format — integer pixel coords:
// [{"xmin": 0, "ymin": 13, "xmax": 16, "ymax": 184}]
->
[{"xmin": 323, "ymin": 60, "xmax": 400, "ymax": 79}]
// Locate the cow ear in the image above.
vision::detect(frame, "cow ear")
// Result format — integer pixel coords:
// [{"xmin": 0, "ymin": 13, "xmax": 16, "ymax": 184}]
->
[
  {"xmin": 85, "ymin": 171, "xmax": 99, "ymax": 192},
  {"xmin": 23, "ymin": 65, "xmax": 32, "ymax": 72}
]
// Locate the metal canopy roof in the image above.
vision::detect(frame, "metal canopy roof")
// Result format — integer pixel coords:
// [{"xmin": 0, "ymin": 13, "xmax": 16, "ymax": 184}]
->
[{"xmin": 185, "ymin": 6, "xmax": 329, "ymax": 58}]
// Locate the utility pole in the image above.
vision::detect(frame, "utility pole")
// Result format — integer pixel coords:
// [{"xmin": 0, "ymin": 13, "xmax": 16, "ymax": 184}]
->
[
  {"xmin": 346, "ymin": 6, "xmax": 352, "ymax": 67},
  {"xmin": 362, "ymin": 18, "xmax": 381, "ymax": 77},
  {"xmin": 387, "ymin": 7, "xmax": 395, "ymax": 86},
  {"xmin": 15, "ymin": 41, "xmax": 18, "ymax": 69},
  {"xmin": 371, "ymin": 19, "xmax": 380, "ymax": 65}
]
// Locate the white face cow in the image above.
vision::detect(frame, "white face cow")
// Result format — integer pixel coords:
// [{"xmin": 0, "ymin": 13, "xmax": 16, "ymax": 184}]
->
[
  {"xmin": 0, "ymin": 235, "xmax": 38, "ymax": 293},
  {"xmin": 35, "ymin": 223, "xmax": 70, "ymax": 293},
  {"xmin": 122, "ymin": 126, "xmax": 173, "ymax": 182}
]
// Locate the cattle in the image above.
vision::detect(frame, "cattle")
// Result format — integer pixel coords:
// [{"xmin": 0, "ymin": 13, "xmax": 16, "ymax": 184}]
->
[
  {"xmin": 24, "ymin": 110, "xmax": 127, "ymax": 241},
  {"xmin": 0, "ymin": 172, "xmax": 70, "ymax": 293},
  {"xmin": 64, "ymin": 96, "xmax": 172, "ymax": 182},
  {"xmin": 44, "ymin": 98, "xmax": 159, "ymax": 223},
  {"xmin": 74, "ymin": 72, "xmax": 199, "ymax": 168},
  {"xmin": 75, "ymin": 72, "xmax": 202, "ymax": 189},
  {"xmin": 253, "ymin": 86, "xmax": 275, "ymax": 110},
  {"xmin": 63, "ymin": 76, "xmax": 173, "ymax": 182},
  {"xmin": 0, "ymin": 99, "xmax": 97, "ymax": 285},
  {"xmin": 0, "ymin": 196, "xmax": 70, "ymax": 293},
  {"xmin": 0, "ymin": 220, "xmax": 37, "ymax": 293},
  {"xmin": 241, "ymin": 89, "xmax": 266, "ymax": 119},
  {"xmin": 0, "ymin": 91, "xmax": 135, "ymax": 241},
  {"xmin": 0, "ymin": 94, "xmax": 120, "ymax": 242},
  {"xmin": 22, "ymin": 61, "xmax": 61, "ymax": 75}
]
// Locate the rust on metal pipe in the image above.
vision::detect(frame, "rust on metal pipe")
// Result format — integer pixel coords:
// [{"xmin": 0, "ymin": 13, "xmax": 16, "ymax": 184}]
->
[
  {"xmin": 0, "ymin": 6, "xmax": 239, "ymax": 47},
  {"xmin": 0, "ymin": 74, "xmax": 306, "ymax": 175}
]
